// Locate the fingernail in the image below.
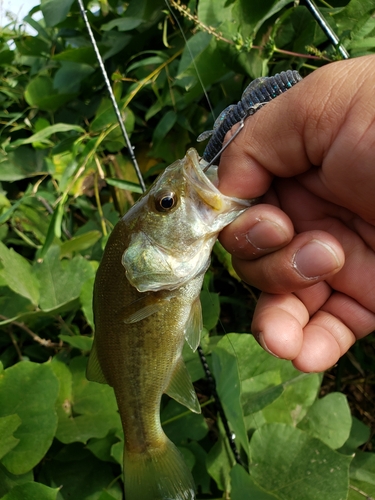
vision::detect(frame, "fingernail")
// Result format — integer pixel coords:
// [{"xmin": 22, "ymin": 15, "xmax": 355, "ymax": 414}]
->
[
  {"xmin": 256, "ymin": 332, "xmax": 279, "ymax": 358},
  {"xmin": 246, "ymin": 220, "xmax": 288, "ymax": 250},
  {"xmin": 293, "ymin": 240, "xmax": 340, "ymax": 279}
]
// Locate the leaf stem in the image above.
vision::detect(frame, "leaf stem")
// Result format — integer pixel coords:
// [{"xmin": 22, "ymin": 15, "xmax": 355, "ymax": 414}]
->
[
  {"xmin": 94, "ymin": 160, "xmax": 107, "ymax": 237},
  {"xmin": 0, "ymin": 315, "xmax": 61, "ymax": 348},
  {"xmin": 7, "ymin": 329, "xmax": 23, "ymax": 361},
  {"xmin": 161, "ymin": 397, "xmax": 215, "ymax": 425}
]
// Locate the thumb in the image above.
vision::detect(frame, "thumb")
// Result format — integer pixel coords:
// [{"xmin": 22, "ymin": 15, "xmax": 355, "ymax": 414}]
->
[{"xmin": 217, "ymin": 55, "xmax": 374, "ymax": 200}]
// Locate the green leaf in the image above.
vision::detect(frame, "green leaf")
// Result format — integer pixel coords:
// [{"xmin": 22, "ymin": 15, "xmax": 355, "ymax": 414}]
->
[
  {"xmin": 0, "ymin": 362, "xmax": 59, "ymax": 475},
  {"xmin": 53, "ymin": 62, "xmax": 95, "ymax": 94},
  {"xmin": 335, "ymin": 0, "xmax": 375, "ymax": 32},
  {"xmin": 60, "ymin": 230, "xmax": 102, "ymax": 257},
  {"xmin": 177, "ymin": 33, "xmax": 228, "ymax": 91},
  {"xmin": 10, "ymin": 124, "xmax": 84, "ymax": 148},
  {"xmin": 241, "ymin": 372, "xmax": 284, "ymax": 415},
  {"xmin": 297, "ymin": 393, "xmax": 352, "ymax": 449},
  {"xmin": 97, "ymin": 492, "xmax": 119, "ymax": 500},
  {"xmin": 249, "ymin": 423, "xmax": 352, "ymax": 500},
  {"xmin": 34, "ymin": 246, "xmax": 95, "ymax": 312},
  {"xmin": 0, "ymin": 463, "xmax": 33, "ymax": 498},
  {"xmin": 197, "ymin": 0, "xmax": 234, "ymax": 27},
  {"xmin": 339, "ymin": 417, "xmax": 371, "ymax": 455},
  {"xmin": 152, "ymin": 110, "xmax": 177, "ymax": 146},
  {"xmin": 38, "ymin": 447, "xmax": 123, "ymax": 500},
  {"xmin": 187, "ymin": 441, "xmax": 211, "ymax": 494},
  {"xmin": 0, "ymin": 242, "xmax": 39, "ymax": 306},
  {"xmin": 0, "ymin": 287, "xmax": 34, "ymax": 324},
  {"xmin": 53, "ymin": 357, "xmax": 121, "ymax": 444},
  {"xmin": 50, "ymin": 357, "xmax": 72, "ymax": 426},
  {"xmin": 80, "ymin": 276, "xmax": 95, "ymax": 329},
  {"xmin": 15, "ymin": 36, "xmax": 50, "ymax": 57},
  {"xmin": 349, "ymin": 451, "xmax": 375, "ymax": 500},
  {"xmin": 231, "ymin": 464, "xmax": 279, "ymax": 500},
  {"xmin": 86, "ymin": 431, "xmax": 119, "ymax": 463},
  {"xmin": 0, "ymin": 415, "xmax": 21, "ymax": 460},
  {"xmin": 101, "ymin": 17, "xmax": 143, "ymax": 31},
  {"xmin": 59, "ymin": 335, "xmax": 93, "ymax": 351},
  {"xmin": 39, "ymin": 201, "xmax": 66, "ymax": 258},
  {"xmin": 206, "ymin": 418, "xmax": 233, "ymax": 493},
  {"xmin": 211, "ymin": 335, "xmax": 249, "ymax": 457},
  {"xmin": 161, "ymin": 399, "xmax": 208, "ymax": 445},
  {"xmin": 181, "ymin": 329, "xmax": 206, "ymax": 383},
  {"xmin": 0, "ymin": 49, "xmax": 13, "ymax": 66},
  {"xmin": 90, "ymin": 103, "xmax": 134, "ymax": 134},
  {"xmin": 238, "ymin": 334, "xmax": 321, "ymax": 429},
  {"xmin": 233, "ymin": 0, "xmax": 293, "ymax": 37},
  {"xmin": 200, "ymin": 290, "xmax": 220, "ymax": 331},
  {"xmin": 24, "ymin": 76, "xmax": 75, "ymax": 112},
  {"xmin": 0, "ymin": 482, "xmax": 59, "ymax": 500},
  {"xmin": 0, "ymin": 196, "xmax": 28, "ymax": 224},
  {"xmin": 41, "ymin": 0, "xmax": 75, "ymax": 27},
  {"xmin": 105, "ymin": 178, "xmax": 143, "ymax": 194},
  {"xmin": 0, "ymin": 148, "xmax": 47, "ymax": 181}
]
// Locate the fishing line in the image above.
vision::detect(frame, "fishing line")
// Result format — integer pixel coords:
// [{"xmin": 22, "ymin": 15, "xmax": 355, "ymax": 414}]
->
[
  {"xmin": 164, "ymin": 0, "xmax": 216, "ymax": 123},
  {"xmin": 76, "ymin": 0, "xmax": 146, "ymax": 193},
  {"xmin": 303, "ymin": 0, "xmax": 349, "ymax": 59}
]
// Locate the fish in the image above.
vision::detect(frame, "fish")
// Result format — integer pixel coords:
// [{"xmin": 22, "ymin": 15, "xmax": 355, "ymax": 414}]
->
[{"xmin": 86, "ymin": 147, "xmax": 253, "ymax": 500}]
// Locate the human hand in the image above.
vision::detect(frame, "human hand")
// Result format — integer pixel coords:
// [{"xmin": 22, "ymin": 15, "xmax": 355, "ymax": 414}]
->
[{"xmin": 218, "ymin": 55, "xmax": 375, "ymax": 372}]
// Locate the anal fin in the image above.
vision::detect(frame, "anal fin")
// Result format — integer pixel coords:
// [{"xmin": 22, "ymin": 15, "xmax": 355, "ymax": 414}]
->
[{"xmin": 165, "ymin": 358, "xmax": 201, "ymax": 414}]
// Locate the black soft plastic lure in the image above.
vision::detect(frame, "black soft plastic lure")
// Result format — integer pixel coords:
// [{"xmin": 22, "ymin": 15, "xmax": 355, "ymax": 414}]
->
[{"xmin": 199, "ymin": 70, "xmax": 302, "ymax": 163}]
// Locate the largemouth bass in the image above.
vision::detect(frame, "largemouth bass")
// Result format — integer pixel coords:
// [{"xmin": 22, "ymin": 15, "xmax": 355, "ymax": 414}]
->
[{"xmin": 87, "ymin": 148, "xmax": 252, "ymax": 499}]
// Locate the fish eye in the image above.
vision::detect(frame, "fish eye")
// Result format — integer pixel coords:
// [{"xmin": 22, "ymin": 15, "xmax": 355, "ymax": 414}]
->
[{"xmin": 154, "ymin": 191, "xmax": 178, "ymax": 212}]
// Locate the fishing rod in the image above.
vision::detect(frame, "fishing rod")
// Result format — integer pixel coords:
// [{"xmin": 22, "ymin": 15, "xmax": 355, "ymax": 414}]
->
[
  {"xmin": 76, "ymin": 0, "xmax": 146, "ymax": 193},
  {"xmin": 303, "ymin": 0, "xmax": 349, "ymax": 59}
]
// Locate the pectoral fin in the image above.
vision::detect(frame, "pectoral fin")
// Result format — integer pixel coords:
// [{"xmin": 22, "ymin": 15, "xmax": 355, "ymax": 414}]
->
[
  {"xmin": 165, "ymin": 358, "xmax": 201, "ymax": 414},
  {"xmin": 184, "ymin": 297, "xmax": 202, "ymax": 352},
  {"xmin": 86, "ymin": 338, "xmax": 108, "ymax": 385},
  {"xmin": 120, "ymin": 295, "xmax": 169, "ymax": 324}
]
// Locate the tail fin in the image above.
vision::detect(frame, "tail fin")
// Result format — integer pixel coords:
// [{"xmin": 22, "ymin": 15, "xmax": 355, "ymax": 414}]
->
[{"xmin": 123, "ymin": 437, "xmax": 196, "ymax": 500}]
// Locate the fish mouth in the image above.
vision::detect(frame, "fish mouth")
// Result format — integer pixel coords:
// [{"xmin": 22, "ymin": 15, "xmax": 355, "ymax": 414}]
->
[
  {"xmin": 183, "ymin": 148, "xmax": 252, "ymax": 227},
  {"xmin": 184, "ymin": 148, "xmax": 251, "ymax": 210}
]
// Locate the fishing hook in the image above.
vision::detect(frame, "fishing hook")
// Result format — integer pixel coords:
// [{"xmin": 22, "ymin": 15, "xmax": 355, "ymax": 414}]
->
[
  {"xmin": 202, "ymin": 119, "xmax": 246, "ymax": 173},
  {"xmin": 76, "ymin": 0, "xmax": 146, "ymax": 193}
]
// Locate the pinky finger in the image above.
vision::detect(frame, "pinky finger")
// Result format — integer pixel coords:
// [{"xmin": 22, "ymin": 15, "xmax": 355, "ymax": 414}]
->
[
  {"xmin": 252, "ymin": 293, "xmax": 309, "ymax": 360},
  {"xmin": 292, "ymin": 311, "xmax": 354, "ymax": 373}
]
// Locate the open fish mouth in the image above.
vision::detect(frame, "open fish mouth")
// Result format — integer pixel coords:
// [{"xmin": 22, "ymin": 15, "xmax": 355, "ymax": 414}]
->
[
  {"xmin": 184, "ymin": 148, "xmax": 251, "ymax": 212},
  {"xmin": 183, "ymin": 148, "xmax": 253, "ymax": 232}
]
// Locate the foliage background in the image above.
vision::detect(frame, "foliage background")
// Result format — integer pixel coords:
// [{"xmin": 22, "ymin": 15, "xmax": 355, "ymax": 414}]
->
[{"xmin": 1, "ymin": 0, "xmax": 375, "ymax": 498}]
